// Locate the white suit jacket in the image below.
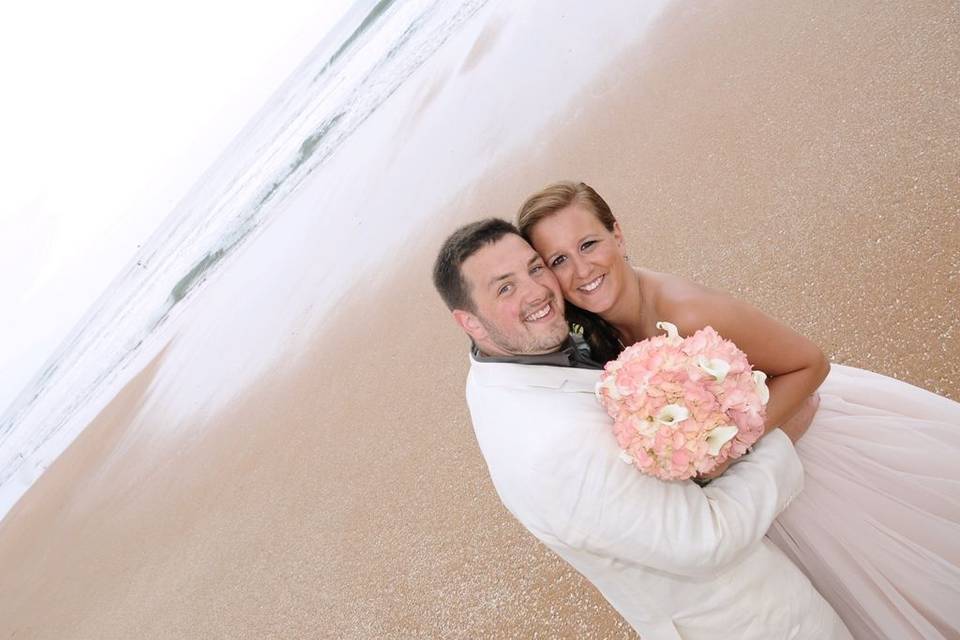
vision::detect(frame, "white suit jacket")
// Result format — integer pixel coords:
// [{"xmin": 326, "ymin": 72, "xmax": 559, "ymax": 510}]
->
[{"xmin": 466, "ymin": 355, "xmax": 851, "ymax": 640}]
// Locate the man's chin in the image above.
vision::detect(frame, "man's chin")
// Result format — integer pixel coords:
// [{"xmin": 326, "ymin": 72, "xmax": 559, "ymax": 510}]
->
[
  {"xmin": 526, "ymin": 326, "xmax": 570, "ymax": 354},
  {"xmin": 482, "ymin": 320, "xmax": 569, "ymax": 357}
]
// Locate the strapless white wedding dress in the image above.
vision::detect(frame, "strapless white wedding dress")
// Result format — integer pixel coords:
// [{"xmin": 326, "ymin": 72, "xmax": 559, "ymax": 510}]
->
[{"xmin": 766, "ymin": 364, "xmax": 960, "ymax": 640}]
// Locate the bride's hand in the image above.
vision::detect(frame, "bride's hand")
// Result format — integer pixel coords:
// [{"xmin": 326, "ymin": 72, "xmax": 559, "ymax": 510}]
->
[
  {"xmin": 778, "ymin": 393, "xmax": 821, "ymax": 444},
  {"xmin": 697, "ymin": 393, "xmax": 820, "ymax": 484}
]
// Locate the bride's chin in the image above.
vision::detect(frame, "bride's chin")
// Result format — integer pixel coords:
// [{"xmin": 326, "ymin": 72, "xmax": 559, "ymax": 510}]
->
[
  {"xmin": 573, "ymin": 296, "xmax": 609, "ymax": 315},
  {"xmin": 565, "ymin": 288, "xmax": 612, "ymax": 314}
]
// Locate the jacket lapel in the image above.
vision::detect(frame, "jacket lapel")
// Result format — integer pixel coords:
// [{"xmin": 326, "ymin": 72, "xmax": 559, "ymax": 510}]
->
[{"xmin": 469, "ymin": 354, "xmax": 602, "ymax": 394}]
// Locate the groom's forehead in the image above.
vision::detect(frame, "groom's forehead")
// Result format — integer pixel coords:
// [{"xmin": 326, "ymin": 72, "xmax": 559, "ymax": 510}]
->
[{"xmin": 464, "ymin": 234, "xmax": 536, "ymax": 281}]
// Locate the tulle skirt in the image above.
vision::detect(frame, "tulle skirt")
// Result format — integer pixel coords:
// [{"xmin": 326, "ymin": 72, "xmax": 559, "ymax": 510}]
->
[{"xmin": 767, "ymin": 364, "xmax": 960, "ymax": 640}]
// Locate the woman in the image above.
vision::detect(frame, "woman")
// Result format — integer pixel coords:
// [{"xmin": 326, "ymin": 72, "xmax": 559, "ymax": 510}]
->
[{"xmin": 517, "ymin": 181, "xmax": 960, "ymax": 640}]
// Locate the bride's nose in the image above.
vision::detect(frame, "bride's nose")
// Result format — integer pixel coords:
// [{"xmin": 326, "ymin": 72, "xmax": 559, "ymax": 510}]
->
[{"xmin": 571, "ymin": 254, "xmax": 591, "ymax": 280}]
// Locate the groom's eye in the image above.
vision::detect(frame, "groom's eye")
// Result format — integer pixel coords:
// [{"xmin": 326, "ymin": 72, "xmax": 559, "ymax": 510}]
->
[
  {"xmin": 530, "ymin": 264, "xmax": 543, "ymax": 275},
  {"xmin": 498, "ymin": 283, "xmax": 513, "ymax": 296}
]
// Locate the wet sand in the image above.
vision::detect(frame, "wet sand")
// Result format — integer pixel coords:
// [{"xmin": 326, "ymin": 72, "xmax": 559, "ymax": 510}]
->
[{"xmin": 1, "ymin": 1, "xmax": 958, "ymax": 638}]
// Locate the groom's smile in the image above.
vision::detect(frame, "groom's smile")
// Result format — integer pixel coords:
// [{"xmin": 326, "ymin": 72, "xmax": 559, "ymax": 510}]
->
[{"xmin": 524, "ymin": 300, "xmax": 555, "ymax": 323}]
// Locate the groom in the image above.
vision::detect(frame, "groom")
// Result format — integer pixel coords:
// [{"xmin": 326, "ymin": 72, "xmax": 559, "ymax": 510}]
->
[{"xmin": 433, "ymin": 218, "xmax": 851, "ymax": 640}]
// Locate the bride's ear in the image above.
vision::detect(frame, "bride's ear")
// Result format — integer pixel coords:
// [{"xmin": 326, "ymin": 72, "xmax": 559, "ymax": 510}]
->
[
  {"xmin": 452, "ymin": 309, "xmax": 487, "ymax": 342},
  {"xmin": 613, "ymin": 221, "xmax": 626, "ymax": 253}
]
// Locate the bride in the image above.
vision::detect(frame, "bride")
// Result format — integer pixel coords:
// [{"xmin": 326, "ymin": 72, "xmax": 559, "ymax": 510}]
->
[{"xmin": 516, "ymin": 181, "xmax": 960, "ymax": 640}]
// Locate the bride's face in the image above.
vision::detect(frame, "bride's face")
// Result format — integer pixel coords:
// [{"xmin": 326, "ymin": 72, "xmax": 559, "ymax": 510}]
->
[{"xmin": 527, "ymin": 202, "xmax": 628, "ymax": 316}]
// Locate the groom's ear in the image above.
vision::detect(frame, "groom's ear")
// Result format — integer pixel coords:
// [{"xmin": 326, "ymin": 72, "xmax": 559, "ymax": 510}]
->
[{"xmin": 452, "ymin": 308, "xmax": 487, "ymax": 342}]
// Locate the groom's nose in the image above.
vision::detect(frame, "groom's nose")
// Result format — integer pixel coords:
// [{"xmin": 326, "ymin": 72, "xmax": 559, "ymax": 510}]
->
[{"xmin": 519, "ymin": 273, "xmax": 553, "ymax": 304}]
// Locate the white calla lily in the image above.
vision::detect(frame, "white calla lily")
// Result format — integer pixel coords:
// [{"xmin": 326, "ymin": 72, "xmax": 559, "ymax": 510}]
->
[
  {"xmin": 752, "ymin": 370, "xmax": 770, "ymax": 404},
  {"xmin": 634, "ymin": 416, "xmax": 659, "ymax": 437},
  {"xmin": 618, "ymin": 450, "xmax": 635, "ymax": 465},
  {"xmin": 596, "ymin": 378, "xmax": 621, "ymax": 402},
  {"xmin": 706, "ymin": 425, "xmax": 739, "ymax": 456},
  {"xmin": 656, "ymin": 320, "xmax": 682, "ymax": 345},
  {"xmin": 656, "ymin": 403, "xmax": 690, "ymax": 425},
  {"xmin": 594, "ymin": 380, "xmax": 608, "ymax": 401},
  {"xmin": 696, "ymin": 355, "xmax": 731, "ymax": 382}
]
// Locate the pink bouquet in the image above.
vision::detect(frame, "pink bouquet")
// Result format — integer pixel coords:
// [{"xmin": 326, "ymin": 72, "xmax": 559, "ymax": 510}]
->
[{"xmin": 595, "ymin": 321, "xmax": 770, "ymax": 481}]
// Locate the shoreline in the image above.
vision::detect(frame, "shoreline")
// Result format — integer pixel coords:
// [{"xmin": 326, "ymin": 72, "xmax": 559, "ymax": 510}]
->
[{"xmin": 1, "ymin": 0, "xmax": 958, "ymax": 637}]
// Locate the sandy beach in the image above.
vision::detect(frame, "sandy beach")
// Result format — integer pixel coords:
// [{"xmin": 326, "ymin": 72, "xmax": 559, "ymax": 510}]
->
[{"xmin": 2, "ymin": 1, "xmax": 958, "ymax": 638}]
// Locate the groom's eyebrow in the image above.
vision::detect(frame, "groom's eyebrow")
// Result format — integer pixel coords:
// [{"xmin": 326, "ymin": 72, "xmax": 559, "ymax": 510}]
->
[
  {"xmin": 486, "ymin": 254, "xmax": 541, "ymax": 288},
  {"xmin": 487, "ymin": 271, "xmax": 515, "ymax": 288}
]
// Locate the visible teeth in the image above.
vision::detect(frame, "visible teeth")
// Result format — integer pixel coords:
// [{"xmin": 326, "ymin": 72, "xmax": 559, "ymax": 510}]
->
[
  {"xmin": 525, "ymin": 304, "xmax": 551, "ymax": 321},
  {"xmin": 580, "ymin": 276, "xmax": 603, "ymax": 292}
]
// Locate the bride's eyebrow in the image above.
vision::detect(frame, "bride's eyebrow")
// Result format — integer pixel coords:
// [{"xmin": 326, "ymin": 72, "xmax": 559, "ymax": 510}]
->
[
  {"xmin": 544, "ymin": 250, "xmax": 563, "ymax": 262},
  {"xmin": 548, "ymin": 235, "xmax": 596, "ymax": 260}
]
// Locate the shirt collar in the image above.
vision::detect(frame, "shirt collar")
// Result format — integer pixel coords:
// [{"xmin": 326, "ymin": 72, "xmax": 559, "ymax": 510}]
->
[{"xmin": 470, "ymin": 333, "xmax": 603, "ymax": 370}]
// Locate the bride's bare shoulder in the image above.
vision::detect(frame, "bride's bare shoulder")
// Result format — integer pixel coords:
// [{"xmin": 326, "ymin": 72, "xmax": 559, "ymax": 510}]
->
[
  {"xmin": 640, "ymin": 269, "xmax": 724, "ymax": 330},
  {"xmin": 640, "ymin": 269, "xmax": 713, "ymax": 305}
]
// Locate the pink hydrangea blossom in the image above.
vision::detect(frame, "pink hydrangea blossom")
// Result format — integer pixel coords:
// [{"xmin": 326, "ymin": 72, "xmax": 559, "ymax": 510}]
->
[{"xmin": 595, "ymin": 322, "xmax": 768, "ymax": 481}]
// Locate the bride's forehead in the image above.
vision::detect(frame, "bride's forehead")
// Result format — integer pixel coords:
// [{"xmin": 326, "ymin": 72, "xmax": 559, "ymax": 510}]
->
[{"xmin": 532, "ymin": 204, "xmax": 601, "ymax": 242}]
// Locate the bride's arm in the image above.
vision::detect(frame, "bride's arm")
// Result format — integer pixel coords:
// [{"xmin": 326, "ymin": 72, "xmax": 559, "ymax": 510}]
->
[{"xmin": 652, "ymin": 273, "xmax": 829, "ymax": 433}]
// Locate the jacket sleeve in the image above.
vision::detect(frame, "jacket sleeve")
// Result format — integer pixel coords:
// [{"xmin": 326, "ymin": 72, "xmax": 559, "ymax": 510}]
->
[{"xmin": 561, "ymin": 428, "xmax": 804, "ymax": 577}]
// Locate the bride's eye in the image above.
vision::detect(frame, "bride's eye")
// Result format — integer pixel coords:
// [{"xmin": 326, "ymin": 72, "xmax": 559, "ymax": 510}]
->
[
  {"xmin": 581, "ymin": 240, "xmax": 597, "ymax": 252},
  {"xmin": 550, "ymin": 255, "xmax": 567, "ymax": 268}
]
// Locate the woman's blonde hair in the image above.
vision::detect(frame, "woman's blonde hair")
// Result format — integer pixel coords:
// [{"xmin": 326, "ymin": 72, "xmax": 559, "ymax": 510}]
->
[{"xmin": 516, "ymin": 181, "xmax": 617, "ymax": 240}]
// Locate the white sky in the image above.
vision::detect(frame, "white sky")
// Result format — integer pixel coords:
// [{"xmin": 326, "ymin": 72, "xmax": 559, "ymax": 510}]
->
[{"xmin": 0, "ymin": 0, "xmax": 356, "ymax": 413}]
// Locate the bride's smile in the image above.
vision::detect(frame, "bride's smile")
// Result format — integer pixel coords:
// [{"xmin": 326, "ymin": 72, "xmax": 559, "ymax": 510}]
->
[{"xmin": 577, "ymin": 273, "xmax": 605, "ymax": 293}]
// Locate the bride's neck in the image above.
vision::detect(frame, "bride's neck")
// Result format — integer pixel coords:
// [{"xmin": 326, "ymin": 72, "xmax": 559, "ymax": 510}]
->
[{"xmin": 600, "ymin": 266, "xmax": 645, "ymax": 345}]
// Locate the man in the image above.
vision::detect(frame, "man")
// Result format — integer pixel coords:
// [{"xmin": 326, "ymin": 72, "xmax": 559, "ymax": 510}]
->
[{"xmin": 433, "ymin": 218, "xmax": 851, "ymax": 639}]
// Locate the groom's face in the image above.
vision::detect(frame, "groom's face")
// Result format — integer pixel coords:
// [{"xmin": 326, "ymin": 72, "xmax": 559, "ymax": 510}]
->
[{"xmin": 456, "ymin": 234, "xmax": 569, "ymax": 356}]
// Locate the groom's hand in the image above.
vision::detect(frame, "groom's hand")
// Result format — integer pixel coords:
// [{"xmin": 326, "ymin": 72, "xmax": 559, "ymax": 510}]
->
[
  {"xmin": 778, "ymin": 393, "xmax": 820, "ymax": 444},
  {"xmin": 697, "ymin": 458, "xmax": 734, "ymax": 482},
  {"xmin": 697, "ymin": 394, "xmax": 819, "ymax": 484}
]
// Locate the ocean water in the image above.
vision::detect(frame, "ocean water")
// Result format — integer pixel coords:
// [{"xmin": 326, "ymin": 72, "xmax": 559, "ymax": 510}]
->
[
  {"xmin": 0, "ymin": 0, "xmax": 492, "ymax": 520},
  {"xmin": 0, "ymin": 0, "xmax": 679, "ymax": 523}
]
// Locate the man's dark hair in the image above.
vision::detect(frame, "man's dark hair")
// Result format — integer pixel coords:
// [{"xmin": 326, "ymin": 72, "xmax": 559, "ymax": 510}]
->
[{"xmin": 433, "ymin": 218, "xmax": 522, "ymax": 311}]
